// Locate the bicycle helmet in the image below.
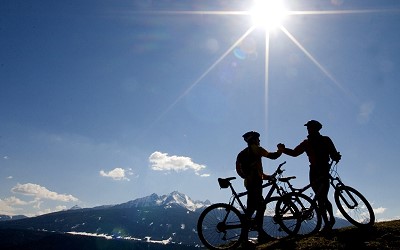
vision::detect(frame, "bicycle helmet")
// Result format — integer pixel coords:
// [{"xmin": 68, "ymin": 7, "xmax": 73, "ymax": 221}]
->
[
  {"xmin": 304, "ymin": 120, "xmax": 323, "ymax": 131},
  {"xmin": 242, "ymin": 131, "xmax": 260, "ymax": 143}
]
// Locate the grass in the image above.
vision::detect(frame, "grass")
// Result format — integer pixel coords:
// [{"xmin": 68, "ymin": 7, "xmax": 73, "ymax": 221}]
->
[{"xmin": 253, "ymin": 220, "xmax": 400, "ymax": 250}]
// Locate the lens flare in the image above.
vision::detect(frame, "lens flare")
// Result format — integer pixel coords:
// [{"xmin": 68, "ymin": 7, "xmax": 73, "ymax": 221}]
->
[{"xmin": 250, "ymin": 0, "xmax": 288, "ymax": 30}]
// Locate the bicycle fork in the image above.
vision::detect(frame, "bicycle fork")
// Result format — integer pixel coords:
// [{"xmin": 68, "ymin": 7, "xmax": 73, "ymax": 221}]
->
[{"xmin": 337, "ymin": 187, "xmax": 358, "ymax": 209}]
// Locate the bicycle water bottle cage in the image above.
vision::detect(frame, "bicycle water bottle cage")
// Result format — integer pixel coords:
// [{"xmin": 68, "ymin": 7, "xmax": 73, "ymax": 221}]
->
[{"xmin": 218, "ymin": 177, "xmax": 236, "ymax": 189}]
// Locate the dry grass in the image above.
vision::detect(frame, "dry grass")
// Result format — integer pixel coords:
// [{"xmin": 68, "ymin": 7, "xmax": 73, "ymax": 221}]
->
[{"xmin": 255, "ymin": 220, "xmax": 400, "ymax": 250}]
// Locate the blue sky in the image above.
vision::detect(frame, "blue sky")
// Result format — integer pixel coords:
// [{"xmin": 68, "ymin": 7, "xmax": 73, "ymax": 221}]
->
[{"xmin": 1, "ymin": 0, "xmax": 399, "ymax": 221}]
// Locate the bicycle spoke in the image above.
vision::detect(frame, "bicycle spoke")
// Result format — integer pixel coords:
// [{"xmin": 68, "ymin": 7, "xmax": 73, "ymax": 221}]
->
[{"xmin": 198, "ymin": 203, "xmax": 244, "ymax": 249}]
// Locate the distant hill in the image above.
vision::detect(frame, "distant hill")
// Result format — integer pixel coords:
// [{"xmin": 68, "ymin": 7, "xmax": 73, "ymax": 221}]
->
[{"xmin": 0, "ymin": 214, "xmax": 27, "ymax": 221}]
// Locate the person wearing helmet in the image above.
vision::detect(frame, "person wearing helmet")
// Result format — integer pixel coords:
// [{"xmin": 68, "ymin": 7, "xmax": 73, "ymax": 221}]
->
[
  {"xmin": 236, "ymin": 131, "xmax": 282, "ymax": 243},
  {"xmin": 278, "ymin": 120, "xmax": 341, "ymax": 233}
]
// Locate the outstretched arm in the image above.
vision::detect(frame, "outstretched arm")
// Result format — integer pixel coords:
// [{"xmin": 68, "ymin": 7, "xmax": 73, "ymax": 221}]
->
[
  {"xmin": 254, "ymin": 145, "xmax": 282, "ymax": 159},
  {"xmin": 277, "ymin": 143, "xmax": 305, "ymax": 157},
  {"xmin": 266, "ymin": 151, "xmax": 282, "ymax": 159}
]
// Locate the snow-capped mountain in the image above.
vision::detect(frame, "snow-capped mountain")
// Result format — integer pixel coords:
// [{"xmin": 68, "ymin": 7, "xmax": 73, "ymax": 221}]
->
[
  {"xmin": 0, "ymin": 192, "xmax": 209, "ymax": 246},
  {"xmin": 68, "ymin": 205, "xmax": 82, "ymax": 210},
  {"xmin": 115, "ymin": 191, "xmax": 211, "ymax": 212}
]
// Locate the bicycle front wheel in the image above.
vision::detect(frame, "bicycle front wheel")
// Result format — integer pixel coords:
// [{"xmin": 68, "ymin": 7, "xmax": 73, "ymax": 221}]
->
[
  {"xmin": 334, "ymin": 185, "xmax": 375, "ymax": 227},
  {"xmin": 197, "ymin": 203, "xmax": 245, "ymax": 250}
]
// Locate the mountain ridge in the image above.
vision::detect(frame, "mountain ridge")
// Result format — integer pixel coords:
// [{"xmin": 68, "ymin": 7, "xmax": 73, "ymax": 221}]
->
[
  {"xmin": 0, "ymin": 191, "xmax": 211, "ymax": 246},
  {"xmin": 102, "ymin": 191, "xmax": 211, "ymax": 212}
]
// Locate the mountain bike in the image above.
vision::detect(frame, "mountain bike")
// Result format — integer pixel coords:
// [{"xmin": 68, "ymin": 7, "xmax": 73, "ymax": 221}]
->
[
  {"xmin": 197, "ymin": 162, "xmax": 317, "ymax": 249},
  {"xmin": 278, "ymin": 161, "xmax": 375, "ymax": 230}
]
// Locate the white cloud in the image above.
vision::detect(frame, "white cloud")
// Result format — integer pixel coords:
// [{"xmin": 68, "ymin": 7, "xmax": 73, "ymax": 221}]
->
[
  {"xmin": 11, "ymin": 183, "xmax": 78, "ymax": 202},
  {"xmin": 36, "ymin": 205, "xmax": 67, "ymax": 216},
  {"xmin": 100, "ymin": 167, "xmax": 130, "ymax": 181},
  {"xmin": 373, "ymin": 206, "xmax": 386, "ymax": 214},
  {"xmin": 3, "ymin": 196, "xmax": 29, "ymax": 206},
  {"xmin": 149, "ymin": 151, "xmax": 209, "ymax": 176},
  {"xmin": 377, "ymin": 215, "xmax": 400, "ymax": 222},
  {"xmin": 0, "ymin": 198, "xmax": 23, "ymax": 215},
  {"xmin": 198, "ymin": 173, "xmax": 211, "ymax": 177}
]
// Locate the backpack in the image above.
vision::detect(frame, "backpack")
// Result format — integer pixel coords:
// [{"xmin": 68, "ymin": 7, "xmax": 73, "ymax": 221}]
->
[{"xmin": 236, "ymin": 148, "xmax": 256, "ymax": 178}]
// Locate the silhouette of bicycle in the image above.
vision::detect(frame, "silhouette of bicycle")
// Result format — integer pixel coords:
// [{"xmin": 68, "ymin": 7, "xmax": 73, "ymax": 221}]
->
[
  {"xmin": 197, "ymin": 162, "xmax": 320, "ymax": 249},
  {"xmin": 277, "ymin": 160, "xmax": 375, "ymax": 235}
]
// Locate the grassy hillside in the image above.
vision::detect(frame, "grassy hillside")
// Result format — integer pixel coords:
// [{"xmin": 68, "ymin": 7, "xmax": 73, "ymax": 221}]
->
[{"xmin": 255, "ymin": 220, "xmax": 400, "ymax": 250}]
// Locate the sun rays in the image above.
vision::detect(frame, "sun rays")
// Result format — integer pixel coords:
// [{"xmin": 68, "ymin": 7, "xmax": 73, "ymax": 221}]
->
[
  {"xmin": 250, "ymin": 0, "xmax": 288, "ymax": 30},
  {"xmin": 142, "ymin": 2, "xmax": 400, "ymax": 131},
  {"xmin": 152, "ymin": 26, "xmax": 257, "ymax": 125}
]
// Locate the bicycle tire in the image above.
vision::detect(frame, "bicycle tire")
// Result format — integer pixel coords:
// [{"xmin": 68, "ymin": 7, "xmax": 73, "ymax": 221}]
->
[
  {"xmin": 197, "ymin": 203, "xmax": 245, "ymax": 250},
  {"xmin": 262, "ymin": 196, "xmax": 295, "ymax": 239},
  {"xmin": 273, "ymin": 196, "xmax": 302, "ymax": 236},
  {"xmin": 277, "ymin": 192, "xmax": 322, "ymax": 236},
  {"xmin": 334, "ymin": 185, "xmax": 375, "ymax": 227}
]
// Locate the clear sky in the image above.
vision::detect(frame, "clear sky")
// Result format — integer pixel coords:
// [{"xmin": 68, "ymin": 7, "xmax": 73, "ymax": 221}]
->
[{"xmin": 1, "ymin": 0, "xmax": 399, "ymax": 221}]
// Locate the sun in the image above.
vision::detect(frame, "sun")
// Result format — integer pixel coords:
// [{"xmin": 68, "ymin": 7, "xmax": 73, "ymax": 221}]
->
[{"xmin": 250, "ymin": 0, "xmax": 288, "ymax": 30}]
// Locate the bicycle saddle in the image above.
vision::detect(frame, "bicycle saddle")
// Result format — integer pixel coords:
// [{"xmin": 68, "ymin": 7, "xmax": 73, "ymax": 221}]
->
[{"xmin": 218, "ymin": 177, "xmax": 236, "ymax": 189}]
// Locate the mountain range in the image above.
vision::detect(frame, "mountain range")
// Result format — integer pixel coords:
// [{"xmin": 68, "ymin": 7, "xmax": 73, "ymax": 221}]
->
[
  {"xmin": 0, "ymin": 191, "xmax": 351, "ymax": 248},
  {"xmin": 0, "ymin": 191, "xmax": 210, "ymax": 247}
]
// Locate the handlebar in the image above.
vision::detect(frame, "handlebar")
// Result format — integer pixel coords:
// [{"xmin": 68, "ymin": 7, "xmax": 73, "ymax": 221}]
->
[{"xmin": 270, "ymin": 161, "xmax": 286, "ymax": 179}]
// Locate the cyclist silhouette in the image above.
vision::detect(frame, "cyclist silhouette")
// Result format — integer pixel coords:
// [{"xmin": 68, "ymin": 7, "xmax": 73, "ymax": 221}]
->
[
  {"xmin": 236, "ymin": 131, "xmax": 282, "ymax": 243},
  {"xmin": 278, "ymin": 120, "xmax": 341, "ymax": 232}
]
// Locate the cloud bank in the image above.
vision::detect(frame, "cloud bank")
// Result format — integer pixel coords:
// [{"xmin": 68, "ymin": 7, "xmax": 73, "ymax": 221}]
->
[{"xmin": 11, "ymin": 183, "xmax": 78, "ymax": 202}]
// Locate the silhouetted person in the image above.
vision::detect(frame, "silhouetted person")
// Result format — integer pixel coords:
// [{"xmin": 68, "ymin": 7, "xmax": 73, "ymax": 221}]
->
[
  {"xmin": 278, "ymin": 120, "xmax": 341, "ymax": 232},
  {"xmin": 236, "ymin": 131, "xmax": 282, "ymax": 243}
]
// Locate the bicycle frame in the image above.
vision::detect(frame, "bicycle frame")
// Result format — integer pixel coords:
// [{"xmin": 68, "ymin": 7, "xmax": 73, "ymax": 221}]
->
[
  {"xmin": 281, "ymin": 161, "xmax": 366, "ymax": 218},
  {"xmin": 198, "ymin": 161, "xmax": 304, "ymax": 248},
  {"xmin": 219, "ymin": 162, "xmax": 287, "ymax": 219},
  {"xmin": 281, "ymin": 161, "xmax": 345, "ymax": 199}
]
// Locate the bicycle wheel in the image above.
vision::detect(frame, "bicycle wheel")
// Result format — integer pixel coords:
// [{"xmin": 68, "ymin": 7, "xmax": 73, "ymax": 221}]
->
[
  {"xmin": 197, "ymin": 203, "xmax": 245, "ymax": 250},
  {"xmin": 334, "ymin": 185, "xmax": 375, "ymax": 227},
  {"xmin": 273, "ymin": 196, "xmax": 301, "ymax": 236},
  {"xmin": 279, "ymin": 192, "xmax": 322, "ymax": 236},
  {"xmin": 261, "ymin": 196, "xmax": 290, "ymax": 239}
]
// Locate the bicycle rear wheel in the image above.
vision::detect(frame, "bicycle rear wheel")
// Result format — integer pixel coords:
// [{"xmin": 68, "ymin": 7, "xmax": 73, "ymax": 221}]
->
[
  {"xmin": 273, "ymin": 196, "xmax": 301, "ymax": 236},
  {"xmin": 279, "ymin": 192, "xmax": 322, "ymax": 236},
  {"xmin": 197, "ymin": 203, "xmax": 245, "ymax": 250},
  {"xmin": 334, "ymin": 185, "xmax": 375, "ymax": 227}
]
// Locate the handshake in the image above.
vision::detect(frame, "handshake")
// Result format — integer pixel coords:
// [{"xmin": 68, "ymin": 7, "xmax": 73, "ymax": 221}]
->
[{"xmin": 277, "ymin": 143, "xmax": 285, "ymax": 152}]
